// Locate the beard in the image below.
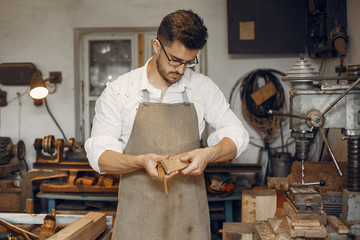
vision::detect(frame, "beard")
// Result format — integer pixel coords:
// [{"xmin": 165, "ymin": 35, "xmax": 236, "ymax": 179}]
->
[{"xmin": 156, "ymin": 56, "xmax": 183, "ymax": 85}]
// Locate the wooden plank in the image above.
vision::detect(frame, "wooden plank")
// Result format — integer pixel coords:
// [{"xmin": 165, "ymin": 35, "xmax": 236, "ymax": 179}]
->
[
  {"xmin": 48, "ymin": 212, "xmax": 106, "ymax": 240},
  {"xmin": 0, "ymin": 191, "xmax": 22, "ymax": 212},
  {"xmin": 0, "ymin": 219, "xmax": 39, "ymax": 240},
  {"xmin": 0, "ymin": 213, "xmax": 113, "ymax": 228},
  {"xmin": 138, "ymin": 34, "xmax": 144, "ymax": 67},
  {"xmin": 291, "ymin": 219, "xmax": 320, "ymax": 227},
  {"xmin": 222, "ymin": 222, "xmax": 254, "ymax": 240},
  {"xmin": 290, "ymin": 225, "xmax": 327, "ymax": 238},
  {"xmin": 327, "ymin": 215, "xmax": 349, "ymax": 234},
  {"xmin": 40, "ymin": 183, "xmax": 118, "ymax": 193},
  {"xmin": 160, "ymin": 152, "xmax": 189, "ymax": 174},
  {"xmin": 241, "ymin": 189, "xmax": 277, "ymax": 223}
]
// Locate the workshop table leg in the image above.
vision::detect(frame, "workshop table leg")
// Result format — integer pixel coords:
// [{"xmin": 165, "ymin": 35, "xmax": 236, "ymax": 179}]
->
[
  {"xmin": 48, "ymin": 199, "xmax": 55, "ymax": 214},
  {"xmin": 224, "ymin": 200, "xmax": 233, "ymax": 222}
]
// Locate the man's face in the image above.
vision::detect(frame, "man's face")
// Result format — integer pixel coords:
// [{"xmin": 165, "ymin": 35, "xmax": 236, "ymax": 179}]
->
[{"xmin": 156, "ymin": 40, "xmax": 199, "ymax": 85}]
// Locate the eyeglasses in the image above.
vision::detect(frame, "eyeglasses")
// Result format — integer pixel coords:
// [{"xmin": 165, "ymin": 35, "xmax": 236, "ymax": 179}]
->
[{"xmin": 156, "ymin": 38, "xmax": 198, "ymax": 68}]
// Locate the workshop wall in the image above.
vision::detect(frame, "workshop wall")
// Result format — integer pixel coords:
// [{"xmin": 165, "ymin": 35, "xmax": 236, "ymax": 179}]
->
[{"xmin": 0, "ymin": 0, "xmax": 359, "ymax": 169}]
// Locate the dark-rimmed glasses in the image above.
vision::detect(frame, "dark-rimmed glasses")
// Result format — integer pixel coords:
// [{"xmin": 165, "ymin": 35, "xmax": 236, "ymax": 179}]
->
[{"xmin": 156, "ymin": 38, "xmax": 199, "ymax": 68}]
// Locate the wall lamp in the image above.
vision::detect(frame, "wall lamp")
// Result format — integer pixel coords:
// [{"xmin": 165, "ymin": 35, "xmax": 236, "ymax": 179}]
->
[{"xmin": 29, "ymin": 71, "xmax": 62, "ymax": 99}]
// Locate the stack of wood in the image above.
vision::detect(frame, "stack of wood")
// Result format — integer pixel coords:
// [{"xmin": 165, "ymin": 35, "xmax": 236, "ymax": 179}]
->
[{"xmin": 223, "ymin": 185, "xmax": 350, "ymax": 240}]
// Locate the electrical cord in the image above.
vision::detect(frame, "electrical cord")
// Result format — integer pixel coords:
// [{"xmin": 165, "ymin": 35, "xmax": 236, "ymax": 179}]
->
[
  {"xmin": 44, "ymin": 98, "xmax": 68, "ymax": 141},
  {"xmin": 230, "ymin": 69, "xmax": 286, "ymax": 144}
]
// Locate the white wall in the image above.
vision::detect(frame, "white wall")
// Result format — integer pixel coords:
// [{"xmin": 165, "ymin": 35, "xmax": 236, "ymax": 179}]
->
[{"xmin": 0, "ymin": 0, "xmax": 359, "ymax": 168}]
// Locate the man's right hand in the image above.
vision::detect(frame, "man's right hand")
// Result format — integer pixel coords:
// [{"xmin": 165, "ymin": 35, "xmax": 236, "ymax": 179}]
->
[{"xmin": 141, "ymin": 153, "xmax": 175, "ymax": 181}]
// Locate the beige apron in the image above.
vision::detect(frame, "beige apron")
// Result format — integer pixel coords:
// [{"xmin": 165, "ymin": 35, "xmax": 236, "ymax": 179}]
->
[{"xmin": 112, "ymin": 90, "xmax": 211, "ymax": 240}]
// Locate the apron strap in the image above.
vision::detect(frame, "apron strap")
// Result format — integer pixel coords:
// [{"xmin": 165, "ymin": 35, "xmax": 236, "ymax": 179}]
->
[
  {"xmin": 142, "ymin": 89, "xmax": 190, "ymax": 106},
  {"xmin": 181, "ymin": 90, "xmax": 190, "ymax": 106},
  {"xmin": 142, "ymin": 89, "xmax": 150, "ymax": 106}
]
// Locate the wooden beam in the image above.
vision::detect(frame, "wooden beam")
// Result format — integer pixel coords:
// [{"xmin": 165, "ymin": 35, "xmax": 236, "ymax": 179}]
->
[
  {"xmin": 48, "ymin": 212, "xmax": 106, "ymax": 240},
  {"xmin": 241, "ymin": 189, "xmax": 277, "ymax": 223},
  {"xmin": 327, "ymin": 215, "xmax": 349, "ymax": 234},
  {"xmin": 138, "ymin": 34, "xmax": 144, "ymax": 67},
  {"xmin": 0, "ymin": 219, "xmax": 39, "ymax": 240}
]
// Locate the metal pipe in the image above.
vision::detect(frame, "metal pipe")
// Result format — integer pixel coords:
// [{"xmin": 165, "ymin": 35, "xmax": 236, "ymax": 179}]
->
[{"xmin": 319, "ymin": 128, "xmax": 343, "ymax": 176}]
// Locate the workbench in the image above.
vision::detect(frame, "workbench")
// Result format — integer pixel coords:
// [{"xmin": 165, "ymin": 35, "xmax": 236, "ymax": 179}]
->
[
  {"xmin": 36, "ymin": 192, "xmax": 118, "ymax": 214},
  {"xmin": 37, "ymin": 192, "xmax": 241, "ymax": 222}
]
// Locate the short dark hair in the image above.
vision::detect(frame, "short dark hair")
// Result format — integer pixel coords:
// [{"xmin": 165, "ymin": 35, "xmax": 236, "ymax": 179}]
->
[{"xmin": 157, "ymin": 9, "xmax": 208, "ymax": 50}]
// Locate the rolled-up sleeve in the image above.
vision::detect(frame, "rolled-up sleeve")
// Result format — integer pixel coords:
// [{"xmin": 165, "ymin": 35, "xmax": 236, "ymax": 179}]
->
[
  {"xmin": 85, "ymin": 84, "xmax": 124, "ymax": 173},
  {"xmin": 203, "ymin": 79, "xmax": 249, "ymax": 158}
]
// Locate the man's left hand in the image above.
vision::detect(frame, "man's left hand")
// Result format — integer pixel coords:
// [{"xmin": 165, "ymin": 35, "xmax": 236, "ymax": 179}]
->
[{"xmin": 179, "ymin": 148, "xmax": 212, "ymax": 175}]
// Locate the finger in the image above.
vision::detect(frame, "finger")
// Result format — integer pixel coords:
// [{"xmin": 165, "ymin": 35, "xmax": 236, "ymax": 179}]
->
[
  {"xmin": 179, "ymin": 154, "xmax": 191, "ymax": 163},
  {"xmin": 180, "ymin": 163, "xmax": 196, "ymax": 175},
  {"xmin": 165, "ymin": 171, "xmax": 178, "ymax": 181}
]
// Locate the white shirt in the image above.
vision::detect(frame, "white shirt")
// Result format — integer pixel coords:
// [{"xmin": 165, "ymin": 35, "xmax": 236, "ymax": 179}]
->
[{"xmin": 85, "ymin": 59, "xmax": 249, "ymax": 173}]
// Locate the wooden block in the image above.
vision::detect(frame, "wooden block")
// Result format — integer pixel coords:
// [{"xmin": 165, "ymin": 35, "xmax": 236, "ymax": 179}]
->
[
  {"xmin": 26, "ymin": 199, "xmax": 34, "ymax": 214},
  {"xmin": 75, "ymin": 176, "xmax": 96, "ymax": 186},
  {"xmin": 0, "ymin": 190, "xmax": 22, "ymax": 212},
  {"xmin": 327, "ymin": 215, "xmax": 349, "ymax": 234},
  {"xmin": 241, "ymin": 189, "xmax": 277, "ymax": 223},
  {"xmin": 275, "ymin": 190, "xmax": 287, "ymax": 217},
  {"xmin": 289, "ymin": 225, "xmax": 327, "ymax": 238},
  {"xmin": 250, "ymin": 81, "xmax": 277, "ymax": 106},
  {"xmin": 48, "ymin": 212, "xmax": 106, "ymax": 240},
  {"xmin": 267, "ymin": 176, "xmax": 289, "ymax": 191},
  {"xmin": 222, "ymin": 222, "xmax": 254, "ymax": 240},
  {"xmin": 287, "ymin": 187, "xmax": 317, "ymax": 202},
  {"xmin": 97, "ymin": 176, "xmax": 114, "ymax": 186},
  {"xmin": 0, "ymin": 179, "xmax": 14, "ymax": 189},
  {"xmin": 266, "ymin": 216, "xmax": 290, "ymax": 237},
  {"xmin": 160, "ymin": 152, "xmax": 189, "ymax": 174}
]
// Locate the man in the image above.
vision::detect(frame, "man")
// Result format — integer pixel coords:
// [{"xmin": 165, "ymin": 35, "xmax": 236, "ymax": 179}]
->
[{"xmin": 85, "ymin": 9, "xmax": 249, "ymax": 240}]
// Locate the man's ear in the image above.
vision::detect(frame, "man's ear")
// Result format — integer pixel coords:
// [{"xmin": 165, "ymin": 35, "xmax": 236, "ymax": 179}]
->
[{"xmin": 152, "ymin": 39, "xmax": 161, "ymax": 55}]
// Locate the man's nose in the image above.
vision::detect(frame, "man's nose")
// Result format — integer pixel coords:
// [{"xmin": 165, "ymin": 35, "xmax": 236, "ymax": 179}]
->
[{"xmin": 175, "ymin": 64, "xmax": 186, "ymax": 74}]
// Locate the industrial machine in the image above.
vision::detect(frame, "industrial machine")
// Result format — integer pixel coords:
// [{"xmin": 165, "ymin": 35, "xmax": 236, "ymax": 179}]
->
[
  {"xmin": 269, "ymin": 57, "xmax": 360, "ymax": 233},
  {"xmin": 0, "ymin": 137, "xmax": 26, "ymax": 178},
  {"xmin": 34, "ymin": 135, "xmax": 87, "ymax": 164}
]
